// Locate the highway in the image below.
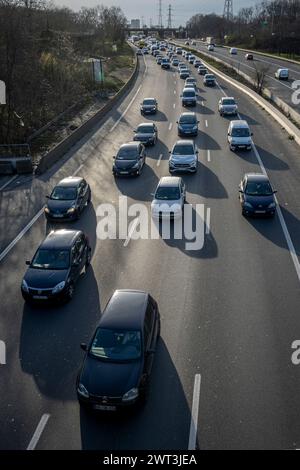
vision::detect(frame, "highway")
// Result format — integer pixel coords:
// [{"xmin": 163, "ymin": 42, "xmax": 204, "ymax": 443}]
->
[
  {"xmin": 0, "ymin": 48, "xmax": 300, "ymax": 450},
  {"xmin": 177, "ymin": 39, "xmax": 300, "ymax": 113}
]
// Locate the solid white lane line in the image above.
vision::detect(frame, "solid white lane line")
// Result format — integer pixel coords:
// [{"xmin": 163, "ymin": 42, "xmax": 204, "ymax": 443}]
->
[
  {"xmin": 206, "ymin": 208, "xmax": 211, "ymax": 235},
  {"xmin": 168, "ymin": 122, "xmax": 173, "ymax": 131},
  {"xmin": 205, "ymin": 120, "xmax": 208, "ymax": 127},
  {"xmin": 123, "ymin": 217, "xmax": 139, "ymax": 247},
  {"xmin": 73, "ymin": 164, "xmax": 83, "ymax": 176},
  {"xmin": 110, "ymin": 84, "xmax": 142, "ymax": 133},
  {"xmin": 0, "ymin": 175, "xmax": 18, "ymax": 191},
  {"xmin": 188, "ymin": 374, "xmax": 201, "ymax": 450},
  {"xmin": 27, "ymin": 414, "xmax": 50, "ymax": 450},
  {"xmin": 0, "ymin": 207, "xmax": 45, "ymax": 263},
  {"xmin": 207, "ymin": 150, "xmax": 211, "ymax": 162},
  {"xmin": 157, "ymin": 154, "xmax": 163, "ymax": 167}
]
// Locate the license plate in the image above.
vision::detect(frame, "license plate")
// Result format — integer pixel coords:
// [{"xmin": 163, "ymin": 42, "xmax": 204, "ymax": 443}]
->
[
  {"xmin": 239, "ymin": 145, "xmax": 246, "ymax": 149},
  {"xmin": 53, "ymin": 214, "xmax": 64, "ymax": 218},
  {"xmin": 94, "ymin": 405, "xmax": 116, "ymax": 411},
  {"xmin": 33, "ymin": 295, "xmax": 48, "ymax": 300},
  {"xmin": 119, "ymin": 171, "xmax": 128, "ymax": 174},
  {"xmin": 255, "ymin": 210, "xmax": 265, "ymax": 214}
]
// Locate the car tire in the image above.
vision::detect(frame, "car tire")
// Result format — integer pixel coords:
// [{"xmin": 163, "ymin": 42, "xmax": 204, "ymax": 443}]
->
[{"xmin": 65, "ymin": 282, "xmax": 75, "ymax": 301}]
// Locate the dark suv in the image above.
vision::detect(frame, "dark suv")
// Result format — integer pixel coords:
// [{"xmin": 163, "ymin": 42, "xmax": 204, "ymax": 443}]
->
[
  {"xmin": 44, "ymin": 177, "xmax": 91, "ymax": 222},
  {"xmin": 21, "ymin": 230, "xmax": 91, "ymax": 304},
  {"xmin": 113, "ymin": 142, "xmax": 146, "ymax": 177},
  {"xmin": 77, "ymin": 290, "xmax": 160, "ymax": 411},
  {"xmin": 177, "ymin": 112, "xmax": 199, "ymax": 137}
]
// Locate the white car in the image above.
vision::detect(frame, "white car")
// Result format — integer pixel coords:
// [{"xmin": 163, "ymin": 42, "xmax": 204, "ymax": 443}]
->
[
  {"xmin": 185, "ymin": 77, "xmax": 197, "ymax": 89},
  {"xmin": 230, "ymin": 47, "xmax": 238, "ymax": 55},
  {"xmin": 208, "ymin": 45, "xmax": 214, "ymax": 52},
  {"xmin": 169, "ymin": 140, "xmax": 198, "ymax": 173},
  {"xmin": 275, "ymin": 68, "xmax": 289, "ymax": 80},
  {"xmin": 151, "ymin": 177, "xmax": 186, "ymax": 220},
  {"xmin": 227, "ymin": 120, "xmax": 253, "ymax": 151},
  {"xmin": 218, "ymin": 97, "xmax": 238, "ymax": 116}
]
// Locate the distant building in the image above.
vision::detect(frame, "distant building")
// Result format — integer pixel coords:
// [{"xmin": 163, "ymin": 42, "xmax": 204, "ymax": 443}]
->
[{"xmin": 131, "ymin": 19, "xmax": 141, "ymax": 29}]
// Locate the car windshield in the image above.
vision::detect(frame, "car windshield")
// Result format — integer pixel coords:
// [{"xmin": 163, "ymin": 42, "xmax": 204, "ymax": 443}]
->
[
  {"xmin": 245, "ymin": 181, "xmax": 273, "ymax": 196},
  {"xmin": 155, "ymin": 186, "xmax": 180, "ymax": 200},
  {"xmin": 137, "ymin": 125, "xmax": 154, "ymax": 133},
  {"xmin": 232, "ymin": 127, "xmax": 250, "ymax": 137},
  {"xmin": 31, "ymin": 249, "xmax": 70, "ymax": 270},
  {"xmin": 183, "ymin": 91, "xmax": 195, "ymax": 97},
  {"xmin": 223, "ymin": 99, "xmax": 235, "ymax": 106},
  {"xmin": 180, "ymin": 115, "xmax": 196, "ymax": 124},
  {"xmin": 173, "ymin": 144, "xmax": 194, "ymax": 155},
  {"xmin": 50, "ymin": 186, "xmax": 77, "ymax": 201},
  {"xmin": 206, "ymin": 75, "xmax": 215, "ymax": 79},
  {"xmin": 143, "ymin": 99, "xmax": 156, "ymax": 105},
  {"xmin": 90, "ymin": 328, "xmax": 142, "ymax": 361},
  {"xmin": 117, "ymin": 148, "xmax": 139, "ymax": 160}
]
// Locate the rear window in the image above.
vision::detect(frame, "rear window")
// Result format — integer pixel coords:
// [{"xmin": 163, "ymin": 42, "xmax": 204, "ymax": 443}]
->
[
  {"xmin": 137, "ymin": 125, "xmax": 154, "ymax": 133},
  {"xmin": 155, "ymin": 186, "xmax": 180, "ymax": 200},
  {"xmin": 183, "ymin": 90, "xmax": 195, "ymax": 97},
  {"xmin": 143, "ymin": 99, "xmax": 156, "ymax": 106},
  {"xmin": 231, "ymin": 127, "xmax": 250, "ymax": 137},
  {"xmin": 173, "ymin": 144, "xmax": 194, "ymax": 155}
]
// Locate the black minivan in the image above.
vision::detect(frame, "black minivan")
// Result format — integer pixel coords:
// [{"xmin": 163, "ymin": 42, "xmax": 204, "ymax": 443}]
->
[
  {"xmin": 77, "ymin": 290, "xmax": 160, "ymax": 411},
  {"xmin": 21, "ymin": 229, "xmax": 91, "ymax": 304}
]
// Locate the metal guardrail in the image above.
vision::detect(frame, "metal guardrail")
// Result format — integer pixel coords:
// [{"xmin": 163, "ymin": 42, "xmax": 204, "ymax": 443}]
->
[{"xmin": 0, "ymin": 144, "xmax": 33, "ymax": 175}]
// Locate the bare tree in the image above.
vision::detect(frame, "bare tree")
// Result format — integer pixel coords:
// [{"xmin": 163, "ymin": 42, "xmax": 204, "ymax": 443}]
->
[{"xmin": 252, "ymin": 62, "xmax": 270, "ymax": 95}]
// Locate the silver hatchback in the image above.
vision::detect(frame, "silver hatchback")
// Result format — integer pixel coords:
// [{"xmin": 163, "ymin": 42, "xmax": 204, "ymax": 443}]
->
[{"xmin": 169, "ymin": 140, "xmax": 198, "ymax": 173}]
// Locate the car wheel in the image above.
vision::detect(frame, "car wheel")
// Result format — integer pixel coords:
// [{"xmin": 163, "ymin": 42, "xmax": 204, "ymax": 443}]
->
[
  {"xmin": 85, "ymin": 248, "xmax": 91, "ymax": 270},
  {"xmin": 66, "ymin": 282, "xmax": 75, "ymax": 301}
]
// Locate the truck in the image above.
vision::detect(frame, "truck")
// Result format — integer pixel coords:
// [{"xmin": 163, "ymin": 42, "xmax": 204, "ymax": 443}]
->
[{"xmin": 206, "ymin": 37, "xmax": 215, "ymax": 46}]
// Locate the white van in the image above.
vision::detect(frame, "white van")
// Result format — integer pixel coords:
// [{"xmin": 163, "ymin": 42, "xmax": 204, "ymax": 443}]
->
[
  {"xmin": 227, "ymin": 120, "xmax": 252, "ymax": 151},
  {"xmin": 230, "ymin": 47, "xmax": 238, "ymax": 55},
  {"xmin": 275, "ymin": 68, "xmax": 289, "ymax": 80}
]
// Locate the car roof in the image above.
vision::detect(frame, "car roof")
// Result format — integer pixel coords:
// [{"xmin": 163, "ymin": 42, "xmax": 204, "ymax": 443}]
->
[
  {"xmin": 57, "ymin": 176, "xmax": 83, "ymax": 187},
  {"xmin": 158, "ymin": 176, "xmax": 181, "ymax": 187},
  {"xmin": 100, "ymin": 290, "xmax": 149, "ymax": 330},
  {"xmin": 180, "ymin": 112, "xmax": 196, "ymax": 118},
  {"xmin": 182, "ymin": 87, "xmax": 195, "ymax": 93},
  {"xmin": 222, "ymin": 96, "xmax": 235, "ymax": 101},
  {"xmin": 143, "ymin": 97, "xmax": 156, "ymax": 101},
  {"xmin": 40, "ymin": 229, "xmax": 81, "ymax": 250},
  {"xmin": 245, "ymin": 173, "xmax": 269, "ymax": 182},
  {"xmin": 120, "ymin": 142, "xmax": 140, "ymax": 149},
  {"xmin": 174, "ymin": 139, "xmax": 194, "ymax": 146},
  {"xmin": 138, "ymin": 122, "xmax": 155, "ymax": 127},
  {"xmin": 230, "ymin": 120, "xmax": 249, "ymax": 127}
]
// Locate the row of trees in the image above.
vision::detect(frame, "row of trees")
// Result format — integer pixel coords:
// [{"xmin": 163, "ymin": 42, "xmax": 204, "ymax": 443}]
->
[
  {"xmin": 0, "ymin": 1, "xmax": 128, "ymax": 144},
  {"xmin": 186, "ymin": 0, "xmax": 300, "ymax": 54}
]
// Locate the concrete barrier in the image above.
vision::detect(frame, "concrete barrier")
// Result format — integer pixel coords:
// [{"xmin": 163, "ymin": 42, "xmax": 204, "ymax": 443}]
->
[{"xmin": 36, "ymin": 54, "xmax": 139, "ymax": 175}]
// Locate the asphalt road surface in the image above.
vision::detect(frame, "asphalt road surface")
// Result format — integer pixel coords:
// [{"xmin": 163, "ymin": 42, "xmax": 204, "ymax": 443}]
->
[
  {"xmin": 177, "ymin": 39, "xmax": 300, "ymax": 113},
  {"xmin": 0, "ymin": 50, "xmax": 300, "ymax": 450}
]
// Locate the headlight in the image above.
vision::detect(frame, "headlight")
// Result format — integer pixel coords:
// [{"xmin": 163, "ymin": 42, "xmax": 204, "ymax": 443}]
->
[
  {"xmin": 78, "ymin": 383, "xmax": 89, "ymax": 398},
  {"xmin": 44, "ymin": 207, "xmax": 50, "ymax": 214},
  {"xmin": 192, "ymin": 125, "xmax": 198, "ymax": 130},
  {"xmin": 22, "ymin": 279, "xmax": 29, "ymax": 292},
  {"xmin": 244, "ymin": 202, "xmax": 253, "ymax": 208},
  {"xmin": 67, "ymin": 205, "xmax": 76, "ymax": 214},
  {"xmin": 190, "ymin": 161, "xmax": 197, "ymax": 167},
  {"xmin": 122, "ymin": 388, "xmax": 139, "ymax": 402},
  {"xmin": 132, "ymin": 162, "xmax": 139, "ymax": 169},
  {"xmin": 268, "ymin": 202, "xmax": 276, "ymax": 209},
  {"xmin": 52, "ymin": 281, "xmax": 66, "ymax": 294}
]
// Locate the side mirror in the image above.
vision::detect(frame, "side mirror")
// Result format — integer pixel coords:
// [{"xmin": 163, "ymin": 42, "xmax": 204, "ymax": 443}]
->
[
  {"xmin": 45, "ymin": 195, "xmax": 50, "ymax": 199},
  {"xmin": 273, "ymin": 190, "xmax": 278, "ymax": 194},
  {"xmin": 197, "ymin": 120, "xmax": 200, "ymax": 123},
  {"xmin": 26, "ymin": 260, "xmax": 31, "ymax": 265},
  {"xmin": 80, "ymin": 343, "xmax": 87, "ymax": 351},
  {"xmin": 133, "ymin": 130, "xmax": 137, "ymax": 133},
  {"xmin": 239, "ymin": 189, "xmax": 243, "ymax": 193},
  {"xmin": 251, "ymin": 132, "xmax": 254, "ymax": 136},
  {"xmin": 147, "ymin": 349, "xmax": 156, "ymax": 355},
  {"xmin": 228, "ymin": 132, "xmax": 230, "ymax": 136},
  {"xmin": 176, "ymin": 121, "xmax": 178, "ymax": 124},
  {"xmin": 112, "ymin": 156, "xmax": 116, "ymax": 159},
  {"xmin": 169, "ymin": 150, "xmax": 171, "ymax": 153}
]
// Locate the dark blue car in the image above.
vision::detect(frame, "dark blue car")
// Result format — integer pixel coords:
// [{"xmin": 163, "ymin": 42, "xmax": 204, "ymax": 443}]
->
[{"xmin": 239, "ymin": 173, "xmax": 277, "ymax": 217}]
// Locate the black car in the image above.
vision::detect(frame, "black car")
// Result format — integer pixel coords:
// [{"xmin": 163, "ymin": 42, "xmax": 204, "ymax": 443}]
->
[
  {"xmin": 21, "ymin": 230, "xmax": 91, "ymax": 304},
  {"xmin": 44, "ymin": 177, "xmax": 91, "ymax": 222},
  {"xmin": 140, "ymin": 98, "xmax": 158, "ymax": 115},
  {"xmin": 133, "ymin": 123, "xmax": 158, "ymax": 146},
  {"xmin": 239, "ymin": 173, "xmax": 277, "ymax": 217},
  {"xmin": 113, "ymin": 142, "xmax": 146, "ymax": 176},
  {"xmin": 77, "ymin": 290, "xmax": 160, "ymax": 411},
  {"xmin": 177, "ymin": 112, "xmax": 199, "ymax": 137}
]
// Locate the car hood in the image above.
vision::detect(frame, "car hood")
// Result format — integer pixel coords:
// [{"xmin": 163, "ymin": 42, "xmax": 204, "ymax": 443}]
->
[
  {"xmin": 152, "ymin": 199, "xmax": 182, "ymax": 211},
  {"xmin": 179, "ymin": 123, "xmax": 197, "ymax": 129},
  {"xmin": 230, "ymin": 136, "xmax": 252, "ymax": 144},
  {"xmin": 114, "ymin": 159, "xmax": 138, "ymax": 169},
  {"xmin": 221, "ymin": 104, "xmax": 237, "ymax": 110},
  {"xmin": 244, "ymin": 194, "xmax": 275, "ymax": 207},
  {"xmin": 170, "ymin": 154, "xmax": 196, "ymax": 164},
  {"xmin": 80, "ymin": 356, "xmax": 143, "ymax": 396},
  {"xmin": 24, "ymin": 268, "xmax": 69, "ymax": 289},
  {"xmin": 46, "ymin": 199, "xmax": 76, "ymax": 212},
  {"xmin": 141, "ymin": 104, "xmax": 156, "ymax": 109}
]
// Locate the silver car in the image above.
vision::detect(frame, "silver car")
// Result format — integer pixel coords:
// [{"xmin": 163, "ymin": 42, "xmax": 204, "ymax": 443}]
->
[
  {"xmin": 169, "ymin": 140, "xmax": 198, "ymax": 173},
  {"xmin": 151, "ymin": 177, "xmax": 186, "ymax": 220},
  {"xmin": 218, "ymin": 97, "xmax": 238, "ymax": 116}
]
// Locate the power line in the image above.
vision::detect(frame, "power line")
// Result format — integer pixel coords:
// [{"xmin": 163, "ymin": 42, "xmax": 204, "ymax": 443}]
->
[{"xmin": 223, "ymin": 0, "xmax": 233, "ymax": 21}]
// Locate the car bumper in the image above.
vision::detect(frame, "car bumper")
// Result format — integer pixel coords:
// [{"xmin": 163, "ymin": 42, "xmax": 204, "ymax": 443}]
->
[
  {"xmin": 242, "ymin": 206, "xmax": 276, "ymax": 217},
  {"xmin": 182, "ymin": 101, "xmax": 196, "ymax": 107},
  {"xmin": 45, "ymin": 211, "xmax": 78, "ymax": 222},
  {"xmin": 178, "ymin": 129, "xmax": 198, "ymax": 136},
  {"xmin": 21, "ymin": 287, "xmax": 68, "ymax": 303},
  {"xmin": 77, "ymin": 393, "xmax": 140, "ymax": 411},
  {"xmin": 169, "ymin": 165, "xmax": 197, "ymax": 173},
  {"xmin": 113, "ymin": 167, "xmax": 140, "ymax": 176},
  {"xmin": 152, "ymin": 211, "xmax": 182, "ymax": 220},
  {"xmin": 220, "ymin": 109, "xmax": 237, "ymax": 115},
  {"xmin": 141, "ymin": 109, "xmax": 157, "ymax": 114},
  {"xmin": 230, "ymin": 143, "xmax": 252, "ymax": 151},
  {"xmin": 134, "ymin": 138, "xmax": 155, "ymax": 146}
]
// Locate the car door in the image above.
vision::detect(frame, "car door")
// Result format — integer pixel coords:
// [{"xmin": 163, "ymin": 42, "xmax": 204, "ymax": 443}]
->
[
  {"xmin": 70, "ymin": 235, "xmax": 86, "ymax": 282},
  {"xmin": 139, "ymin": 144, "xmax": 145, "ymax": 169},
  {"xmin": 143, "ymin": 302, "xmax": 156, "ymax": 380},
  {"xmin": 239, "ymin": 178, "xmax": 246, "ymax": 204}
]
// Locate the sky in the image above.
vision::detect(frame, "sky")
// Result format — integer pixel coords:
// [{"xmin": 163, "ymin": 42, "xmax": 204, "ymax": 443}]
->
[{"xmin": 53, "ymin": 1, "xmax": 258, "ymax": 27}]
